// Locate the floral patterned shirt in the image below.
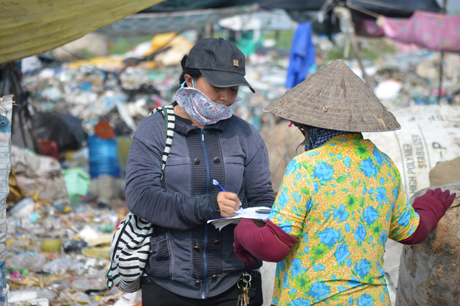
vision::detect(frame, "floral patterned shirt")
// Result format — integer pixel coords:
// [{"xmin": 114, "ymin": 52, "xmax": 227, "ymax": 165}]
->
[{"xmin": 268, "ymin": 133, "xmax": 419, "ymax": 306}]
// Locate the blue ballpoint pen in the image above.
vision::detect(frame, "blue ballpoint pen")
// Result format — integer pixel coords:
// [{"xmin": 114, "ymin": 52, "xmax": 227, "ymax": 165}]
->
[{"xmin": 212, "ymin": 179, "xmax": 226, "ymax": 192}]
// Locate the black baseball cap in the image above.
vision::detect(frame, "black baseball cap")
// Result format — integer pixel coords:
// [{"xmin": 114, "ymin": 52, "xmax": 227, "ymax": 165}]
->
[{"xmin": 185, "ymin": 38, "xmax": 255, "ymax": 93}]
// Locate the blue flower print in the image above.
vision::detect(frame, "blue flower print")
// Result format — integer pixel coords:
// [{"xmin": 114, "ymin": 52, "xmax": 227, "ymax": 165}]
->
[
  {"xmin": 313, "ymin": 263, "xmax": 326, "ymax": 271},
  {"xmin": 347, "ymin": 258, "xmax": 352, "ymax": 267},
  {"xmin": 281, "ymin": 225, "xmax": 292, "ymax": 234},
  {"xmin": 380, "ymin": 177, "xmax": 385, "ymax": 185},
  {"xmin": 306, "ymin": 151, "xmax": 319, "ymax": 157},
  {"xmin": 283, "ymin": 273, "xmax": 290, "ymax": 289},
  {"xmin": 338, "ymin": 285, "xmax": 347, "ymax": 293},
  {"xmin": 296, "ymin": 173, "xmax": 302, "ymax": 181},
  {"xmin": 304, "ymin": 246, "xmax": 310, "ymax": 254},
  {"xmin": 374, "ymin": 187, "xmax": 388, "ymax": 204},
  {"xmin": 285, "ymin": 159, "xmax": 298, "ymax": 175},
  {"xmin": 313, "ymin": 181, "xmax": 321, "ymax": 193},
  {"xmin": 306, "ymin": 199, "xmax": 314, "ymax": 213},
  {"xmin": 363, "ymin": 207, "xmax": 378, "ymax": 225},
  {"xmin": 320, "ymin": 228, "xmax": 339, "ymax": 246},
  {"xmin": 357, "ymin": 294, "xmax": 374, "ymax": 306},
  {"xmin": 313, "ymin": 163, "xmax": 335, "ymax": 182},
  {"xmin": 398, "ymin": 210, "xmax": 411, "ymax": 226},
  {"xmin": 323, "ymin": 211, "xmax": 331, "ymax": 218},
  {"xmin": 279, "ymin": 260, "xmax": 286, "ymax": 272},
  {"xmin": 348, "ymin": 297, "xmax": 354, "ymax": 305},
  {"xmin": 308, "ymin": 282, "xmax": 331, "ymax": 301},
  {"xmin": 292, "ymin": 191, "xmax": 302, "ymax": 203},
  {"xmin": 347, "ymin": 280, "xmax": 360, "ymax": 287},
  {"xmin": 337, "ymin": 154, "xmax": 343, "ymax": 159},
  {"xmin": 290, "ymin": 258, "xmax": 304, "ymax": 277},
  {"xmin": 362, "ymin": 187, "xmax": 367, "ymax": 195},
  {"xmin": 392, "ymin": 186, "xmax": 399, "ymax": 200},
  {"xmin": 357, "ymin": 259, "xmax": 370, "ymax": 278},
  {"xmin": 293, "ymin": 298, "xmax": 311, "ymax": 306},
  {"xmin": 333, "ymin": 204, "xmax": 349, "ymax": 223},
  {"xmin": 301, "ymin": 232, "xmax": 309, "ymax": 243},
  {"xmin": 345, "ymin": 224, "xmax": 351, "ymax": 232},
  {"xmin": 343, "ymin": 156, "xmax": 351, "ymax": 168},
  {"xmin": 368, "ymin": 187, "xmax": 374, "ymax": 194},
  {"xmin": 378, "ymin": 231, "xmax": 388, "ymax": 245},
  {"xmin": 379, "ymin": 292, "xmax": 386, "ymax": 303},
  {"xmin": 334, "ymin": 243, "xmax": 350, "ymax": 261},
  {"xmin": 361, "ymin": 159, "xmax": 376, "ymax": 177},
  {"xmin": 373, "ymin": 147, "xmax": 383, "ymax": 166},
  {"xmin": 278, "ymin": 188, "xmax": 290, "ymax": 209},
  {"xmin": 354, "ymin": 224, "xmax": 367, "ymax": 241}
]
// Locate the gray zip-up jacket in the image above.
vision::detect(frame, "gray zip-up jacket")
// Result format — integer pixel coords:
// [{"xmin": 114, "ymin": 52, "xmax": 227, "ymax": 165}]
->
[{"xmin": 125, "ymin": 107, "xmax": 274, "ymax": 299}]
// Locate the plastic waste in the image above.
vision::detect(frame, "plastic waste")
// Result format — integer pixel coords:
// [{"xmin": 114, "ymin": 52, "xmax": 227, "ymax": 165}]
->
[
  {"xmin": 9, "ymin": 253, "xmax": 35, "ymax": 270},
  {"xmin": 43, "ymin": 258, "xmax": 85, "ymax": 274},
  {"xmin": 29, "ymin": 254, "xmax": 47, "ymax": 272},
  {"xmin": 40, "ymin": 238, "xmax": 62, "ymax": 252},
  {"xmin": 63, "ymin": 239, "xmax": 89, "ymax": 254},
  {"xmin": 88, "ymin": 135, "xmax": 120, "ymax": 178},
  {"xmin": 117, "ymin": 136, "xmax": 132, "ymax": 176},
  {"xmin": 36, "ymin": 289, "xmax": 57, "ymax": 301},
  {"xmin": 61, "ymin": 167, "xmax": 91, "ymax": 204},
  {"xmin": 9, "ymin": 197, "xmax": 35, "ymax": 219}
]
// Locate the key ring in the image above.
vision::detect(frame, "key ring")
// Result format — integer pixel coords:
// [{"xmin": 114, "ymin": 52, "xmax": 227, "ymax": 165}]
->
[{"xmin": 237, "ymin": 272, "xmax": 252, "ymax": 289}]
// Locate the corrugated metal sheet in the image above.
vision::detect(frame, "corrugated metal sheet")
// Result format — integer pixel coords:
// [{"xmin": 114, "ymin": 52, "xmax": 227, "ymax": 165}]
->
[{"xmin": 0, "ymin": 0, "xmax": 165, "ymax": 64}]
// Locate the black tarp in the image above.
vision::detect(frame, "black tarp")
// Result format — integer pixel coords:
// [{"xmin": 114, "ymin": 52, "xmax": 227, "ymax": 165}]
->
[
  {"xmin": 144, "ymin": 0, "xmax": 441, "ymax": 17},
  {"xmin": 33, "ymin": 112, "xmax": 87, "ymax": 153},
  {"xmin": 260, "ymin": 0, "xmax": 441, "ymax": 19},
  {"xmin": 141, "ymin": 0, "xmax": 260, "ymax": 12}
]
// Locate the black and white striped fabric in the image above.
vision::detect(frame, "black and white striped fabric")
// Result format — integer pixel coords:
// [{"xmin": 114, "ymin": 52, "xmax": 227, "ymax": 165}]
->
[{"xmin": 106, "ymin": 104, "xmax": 175, "ymax": 293}]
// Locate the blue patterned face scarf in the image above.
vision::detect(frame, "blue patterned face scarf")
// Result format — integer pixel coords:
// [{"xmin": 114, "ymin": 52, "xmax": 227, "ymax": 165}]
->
[{"xmin": 304, "ymin": 128, "xmax": 350, "ymax": 151}]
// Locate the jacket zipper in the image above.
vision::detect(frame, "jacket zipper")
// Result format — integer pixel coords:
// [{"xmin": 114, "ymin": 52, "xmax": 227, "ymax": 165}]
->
[{"xmin": 200, "ymin": 129, "xmax": 210, "ymax": 299}]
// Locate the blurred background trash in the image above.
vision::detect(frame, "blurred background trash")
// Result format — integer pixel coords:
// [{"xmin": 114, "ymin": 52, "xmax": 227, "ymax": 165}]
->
[{"xmin": 2, "ymin": 0, "xmax": 460, "ymax": 305}]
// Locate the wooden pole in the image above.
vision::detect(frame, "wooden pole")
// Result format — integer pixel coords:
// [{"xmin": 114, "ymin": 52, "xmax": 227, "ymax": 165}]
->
[
  {"xmin": 437, "ymin": 0, "xmax": 448, "ymax": 104},
  {"xmin": 336, "ymin": 7, "xmax": 375, "ymax": 90}
]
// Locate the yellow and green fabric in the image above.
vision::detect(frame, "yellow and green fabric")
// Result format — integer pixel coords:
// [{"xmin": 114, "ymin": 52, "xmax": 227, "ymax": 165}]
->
[
  {"xmin": 0, "ymin": 0, "xmax": 164, "ymax": 64},
  {"xmin": 268, "ymin": 133, "xmax": 419, "ymax": 306}
]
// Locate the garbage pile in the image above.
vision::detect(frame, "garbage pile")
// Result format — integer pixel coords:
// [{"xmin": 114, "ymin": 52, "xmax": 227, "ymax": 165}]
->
[{"xmin": 8, "ymin": 31, "xmax": 460, "ymax": 305}]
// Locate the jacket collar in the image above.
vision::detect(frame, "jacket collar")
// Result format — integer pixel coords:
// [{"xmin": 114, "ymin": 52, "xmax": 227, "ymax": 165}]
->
[{"xmin": 174, "ymin": 114, "xmax": 228, "ymax": 135}]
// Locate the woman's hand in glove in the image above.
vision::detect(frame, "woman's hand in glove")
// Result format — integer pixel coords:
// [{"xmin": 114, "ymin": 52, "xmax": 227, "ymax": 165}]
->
[{"xmin": 412, "ymin": 188, "xmax": 456, "ymax": 230}]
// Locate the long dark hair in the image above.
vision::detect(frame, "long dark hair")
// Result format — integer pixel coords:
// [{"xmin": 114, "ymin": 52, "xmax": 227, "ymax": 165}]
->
[
  {"xmin": 179, "ymin": 55, "xmax": 202, "ymax": 87},
  {"xmin": 293, "ymin": 122, "xmax": 312, "ymax": 153}
]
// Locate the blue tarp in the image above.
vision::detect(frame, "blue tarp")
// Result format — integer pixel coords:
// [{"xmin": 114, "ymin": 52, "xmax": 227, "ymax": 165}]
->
[{"xmin": 286, "ymin": 23, "xmax": 316, "ymax": 89}]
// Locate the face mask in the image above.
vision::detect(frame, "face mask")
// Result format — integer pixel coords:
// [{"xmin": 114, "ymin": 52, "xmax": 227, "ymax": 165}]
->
[{"xmin": 175, "ymin": 81, "xmax": 239, "ymax": 126}]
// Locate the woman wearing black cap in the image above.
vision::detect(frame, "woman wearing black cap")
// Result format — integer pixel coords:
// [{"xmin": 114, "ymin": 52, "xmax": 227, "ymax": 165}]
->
[{"xmin": 125, "ymin": 38, "xmax": 274, "ymax": 305}]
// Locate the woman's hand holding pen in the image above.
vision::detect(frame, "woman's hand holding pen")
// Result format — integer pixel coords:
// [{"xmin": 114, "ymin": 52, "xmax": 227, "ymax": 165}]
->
[{"xmin": 217, "ymin": 192, "xmax": 241, "ymax": 217}]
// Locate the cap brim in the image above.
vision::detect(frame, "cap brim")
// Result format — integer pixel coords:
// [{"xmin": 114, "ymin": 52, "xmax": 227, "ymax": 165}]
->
[{"xmin": 200, "ymin": 69, "xmax": 255, "ymax": 93}]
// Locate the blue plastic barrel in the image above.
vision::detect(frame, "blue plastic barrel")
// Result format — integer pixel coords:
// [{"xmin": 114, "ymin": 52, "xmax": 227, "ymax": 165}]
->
[{"xmin": 88, "ymin": 135, "xmax": 120, "ymax": 178}]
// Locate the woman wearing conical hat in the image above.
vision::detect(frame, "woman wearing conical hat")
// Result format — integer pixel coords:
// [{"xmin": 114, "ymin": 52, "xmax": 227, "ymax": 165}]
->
[{"xmin": 233, "ymin": 60, "xmax": 456, "ymax": 305}]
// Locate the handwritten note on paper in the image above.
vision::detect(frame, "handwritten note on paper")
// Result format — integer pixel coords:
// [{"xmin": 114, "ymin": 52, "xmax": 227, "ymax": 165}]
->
[{"xmin": 208, "ymin": 207, "xmax": 271, "ymax": 230}]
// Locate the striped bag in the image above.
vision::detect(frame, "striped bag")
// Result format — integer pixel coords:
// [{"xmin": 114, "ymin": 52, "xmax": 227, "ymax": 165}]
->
[{"xmin": 106, "ymin": 104, "xmax": 175, "ymax": 293}]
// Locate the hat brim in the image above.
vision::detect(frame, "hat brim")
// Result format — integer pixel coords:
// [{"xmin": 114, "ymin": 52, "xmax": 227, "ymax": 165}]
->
[{"xmin": 200, "ymin": 69, "xmax": 255, "ymax": 93}]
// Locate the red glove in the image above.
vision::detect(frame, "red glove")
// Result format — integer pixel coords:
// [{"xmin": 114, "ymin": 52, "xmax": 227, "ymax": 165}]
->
[
  {"xmin": 233, "ymin": 234, "xmax": 255, "ymax": 266},
  {"xmin": 233, "ymin": 219, "xmax": 299, "ymax": 265},
  {"xmin": 401, "ymin": 188, "xmax": 456, "ymax": 245},
  {"xmin": 412, "ymin": 188, "xmax": 456, "ymax": 231}
]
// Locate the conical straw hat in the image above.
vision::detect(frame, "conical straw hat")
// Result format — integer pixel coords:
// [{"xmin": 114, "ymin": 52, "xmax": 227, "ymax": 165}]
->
[{"xmin": 265, "ymin": 59, "xmax": 400, "ymax": 132}]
